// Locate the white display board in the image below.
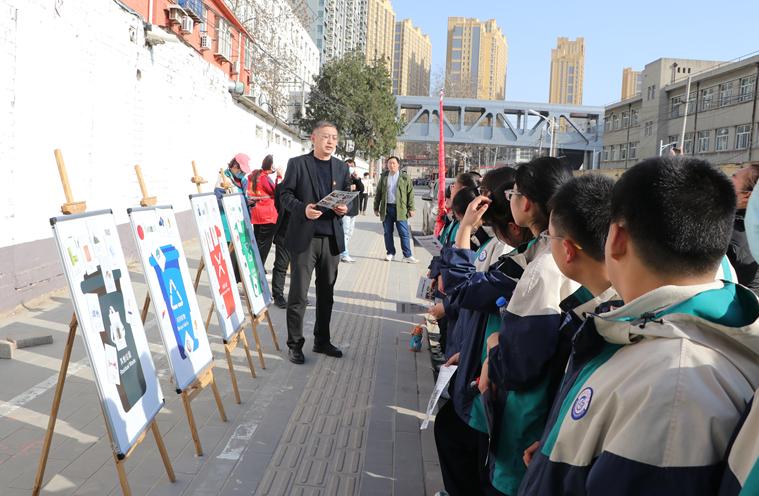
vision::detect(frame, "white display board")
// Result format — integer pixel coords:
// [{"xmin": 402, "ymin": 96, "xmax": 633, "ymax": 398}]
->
[
  {"xmin": 221, "ymin": 193, "xmax": 272, "ymax": 317},
  {"xmin": 128, "ymin": 206, "xmax": 214, "ymax": 391},
  {"xmin": 189, "ymin": 193, "xmax": 245, "ymax": 340},
  {"xmin": 50, "ymin": 210, "xmax": 164, "ymax": 456}
]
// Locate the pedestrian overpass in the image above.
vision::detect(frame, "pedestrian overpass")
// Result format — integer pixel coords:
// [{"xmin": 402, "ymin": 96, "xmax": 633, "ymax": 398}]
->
[{"xmin": 395, "ymin": 96, "xmax": 605, "ymax": 168}]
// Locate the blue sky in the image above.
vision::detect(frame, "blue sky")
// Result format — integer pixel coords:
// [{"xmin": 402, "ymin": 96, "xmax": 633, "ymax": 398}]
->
[{"xmin": 393, "ymin": 0, "xmax": 759, "ymax": 106}]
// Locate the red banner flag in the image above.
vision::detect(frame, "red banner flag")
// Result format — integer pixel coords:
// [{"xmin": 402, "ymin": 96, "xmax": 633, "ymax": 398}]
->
[{"xmin": 434, "ymin": 90, "xmax": 447, "ymax": 237}]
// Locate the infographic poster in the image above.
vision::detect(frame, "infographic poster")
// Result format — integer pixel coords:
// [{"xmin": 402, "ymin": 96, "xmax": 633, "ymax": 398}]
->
[
  {"xmin": 128, "ymin": 206, "xmax": 214, "ymax": 391},
  {"xmin": 50, "ymin": 210, "xmax": 164, "ymax": 456},
  {"xmin": 221, "ymin": 193, "xmax": 272, "ymax": 316},
  {"xmin": 190, "ymin": 193, "xmax": 244, "ymax": 340}
]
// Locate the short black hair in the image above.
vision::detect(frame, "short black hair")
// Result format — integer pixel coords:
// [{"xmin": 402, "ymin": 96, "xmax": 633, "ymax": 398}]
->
[
  {"xmin": 262, "ymin": 154, "xmax": 274, "ymax": 170},
  {"xmin": 364, "ymin": 172, "xmax": 370, "ymax": 177},
  {"xmin": 611, "ymin": 156, "xmax": 736, "ymax": 276},
  {"xmin": 482, "ymin": 172, "xmax": 532, "ymax": 245},
  {"xmin": 456, "ymin": 172, "xmax": 480, "ymax": 190},
  {"xmin": 387, "ymin": 156, "xmax": 401, "ymax": 165},
  {"xmin": 549, "ymin": 174, "xmax": 615, "ymax": 262},
  {"xmin": 481, "ymin": 166, "xmax": 517, "ymax": 194},
  {"xmin": 515, "ymin": 157, "xmax": 573, "ymax": 229},
  {"xmin": 452, "ymin": 186, "xmax": 479, "ymax": 218},
  {"xmin": 313, "ymin": 120, "xmax": 338, "ymax": 133},
  {"xmin": 345, "ymin": 158, "xmax": 355, "ymax": 165}
]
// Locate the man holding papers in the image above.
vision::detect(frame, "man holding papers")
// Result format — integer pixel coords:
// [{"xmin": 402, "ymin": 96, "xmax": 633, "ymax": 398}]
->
[{"xmin": 279, "ymin": 121, "xmax": 351, "ymax": 364}]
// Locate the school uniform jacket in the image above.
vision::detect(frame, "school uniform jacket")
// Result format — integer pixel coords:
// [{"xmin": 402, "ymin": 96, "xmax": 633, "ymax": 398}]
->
[
  {"xmin": 519, "ymin": 281, "xmax": 759, "ymax": 496},
  {"xmin": 720, "ymin": 389, "xmax": 759, "ymax": 495}
]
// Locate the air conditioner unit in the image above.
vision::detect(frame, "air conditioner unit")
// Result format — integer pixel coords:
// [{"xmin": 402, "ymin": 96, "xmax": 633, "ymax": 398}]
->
[
  {"xmin": 180, "ymin": 15, "xmax": 194, "ymax": 34},
  {"xmin": 199, "ymin": 34, "xmax": 211, "ymax": 50},
  {"xmin": 167, "ymin": 6, "xmax": 185, "ymax": 24},
  {"xmin": 231, "ymin": 61, "xmax": 240, "ymax": 75}
]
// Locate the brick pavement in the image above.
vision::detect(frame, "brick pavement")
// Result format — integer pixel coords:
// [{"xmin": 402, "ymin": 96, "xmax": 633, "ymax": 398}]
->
[{"xmin": 0, "ymin": 210, "xmax": 444, "ymax": 495}]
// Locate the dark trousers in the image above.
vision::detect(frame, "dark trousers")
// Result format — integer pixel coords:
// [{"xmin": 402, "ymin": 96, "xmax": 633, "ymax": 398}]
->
[
  {"xmin": 286, "ymin": 236, "xmax": 339, "ymax": 349},
  {"xmin": 435, "ymin": 400, "xmax": 501, "ymax": 496},
  {"xmin": 254, "ymin": 223, "xmax": 277, "ymax": 267},
  {"xmin": 271, "ymin": 243, "xmax": 290, "ymax": 299},
  {"xmin": 359, "ymin": 193, "xmax": 369, "ymax": 213}
]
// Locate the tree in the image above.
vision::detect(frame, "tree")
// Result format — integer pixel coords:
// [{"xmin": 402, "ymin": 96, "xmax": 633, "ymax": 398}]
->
[{"xmin": 299, "ymin": 52, "xmax": 403, "ymax": 161}]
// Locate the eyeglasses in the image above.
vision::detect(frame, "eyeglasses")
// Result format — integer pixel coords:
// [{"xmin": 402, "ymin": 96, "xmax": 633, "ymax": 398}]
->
[
  {"xmin": 539, "ymin": 231, "xmax": 583, "ymax": 250},
  {"xmin": 504, "ymin": 189, "xmax": 524, "ymax": 201},
  {"xmin": 317, "ymin": 133, "xmax": 339, "ymax": 141}
]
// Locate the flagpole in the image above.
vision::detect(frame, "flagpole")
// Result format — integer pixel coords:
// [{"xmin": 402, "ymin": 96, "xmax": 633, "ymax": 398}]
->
[{"xmin": 434, "ymin": 90, "xmax": 446, "ymax": 236}]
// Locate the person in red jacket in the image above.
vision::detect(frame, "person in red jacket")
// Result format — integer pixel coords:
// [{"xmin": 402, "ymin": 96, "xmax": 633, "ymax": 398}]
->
[{"xmin": 247, "ymin": 154, "xmax": 281, "ymax": 266}]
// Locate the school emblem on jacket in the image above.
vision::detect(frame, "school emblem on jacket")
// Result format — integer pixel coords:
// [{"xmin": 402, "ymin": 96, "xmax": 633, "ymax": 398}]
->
[
  {"xmin": 571, "ymin": 387, "xmax": 593, "ymax": 420},
  {"xmin": 478, "ymin": 249, "xmax": 488, "ymax": 262}
]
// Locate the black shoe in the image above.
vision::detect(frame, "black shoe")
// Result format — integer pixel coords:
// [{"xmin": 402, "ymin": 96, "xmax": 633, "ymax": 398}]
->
[
  {"xmin": 288, "ymin": 348, "xmax": 305, "ymax": 364},
  {"xmin": 306, "ymin": 299, "xmax": 313, "ymax": 307},
  {"xmin": 273, "ymin": 295, "xmax": 287, "ymax": 309},
  {"xmin": 312, "ymin": 342, "xmax": 343, "ymax": 358}
]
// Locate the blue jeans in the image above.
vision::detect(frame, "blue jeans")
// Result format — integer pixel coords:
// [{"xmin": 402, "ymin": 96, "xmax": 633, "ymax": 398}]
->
[{"xmin": 383, "ymin": 204, "xmax": 412, "ymax": 258}]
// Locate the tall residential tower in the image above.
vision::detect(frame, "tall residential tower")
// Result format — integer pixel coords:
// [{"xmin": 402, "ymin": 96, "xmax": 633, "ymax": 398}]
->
[
  {"xmin": 365, "ymin": 0, "xmax": 395, "ymax": 68},
  {"xmin": 445, "ymin": 17, "xmax": 508, "ymax": 99},
  {"xmin": 392, "ymin": 19, "xmax": 431, "ymax": 96},
  {"xmin": 549, "ymin": 37, "xmax": 584, "ymax": 104}
]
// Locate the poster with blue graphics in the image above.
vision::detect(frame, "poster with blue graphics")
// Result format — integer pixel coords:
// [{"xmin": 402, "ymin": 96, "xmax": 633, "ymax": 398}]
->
[
  {"xmin": 128, "ymin": 206, "xmax": 213, "ymax": 391},
  {"xmin": 51, "ymin": 210, "xmax": 164, "ymax": 456},
  {"xmin": 190, "ymin": 193, "xmax": 245, "ymax": 340},
  {"xmin": 221, "ymin": 193, "xmax": 272, "ymax": 317}
]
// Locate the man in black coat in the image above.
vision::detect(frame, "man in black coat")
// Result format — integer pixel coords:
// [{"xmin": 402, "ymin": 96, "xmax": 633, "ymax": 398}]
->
[
  {"xmin": 728, "ymin": 163, "xmax": 759, "ymax": 295},
  {"xmin": 279, "ymin": 121, "xmax": 351, "ymax": 364}
]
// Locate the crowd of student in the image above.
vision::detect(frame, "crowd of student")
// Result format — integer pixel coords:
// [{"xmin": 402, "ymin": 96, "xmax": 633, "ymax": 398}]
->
[{"xmin": 426, "ymin": 156, "xmax": 759, "ymax": 495}]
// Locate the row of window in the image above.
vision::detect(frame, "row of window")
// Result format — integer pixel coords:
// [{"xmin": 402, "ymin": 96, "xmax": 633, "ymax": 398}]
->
[
  {"xmin": 602, "ymin": 142, "xmax": 639, "ymax": 162},
  {"xmin": 670, "ymin": 75, "xmax": 756, "ymax": 118},
  {"xmin": 604, "ymin": 109, "xmax": 640, "ymax": 131},
  {"xmin": 667, "ymin": 124, "xmax": 752, "ymax": 154},
  {"xmin": 254, "ymin": 126, "xmax": 294, "ymax": 148}
]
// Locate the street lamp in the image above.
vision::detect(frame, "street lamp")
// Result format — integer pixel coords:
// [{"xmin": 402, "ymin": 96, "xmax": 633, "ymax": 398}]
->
[
  {"xmin": 528, "ymin": 110, "xmax": 556, "ymax": 157},
  {"xmin": 659, "ymin": 140, "xmax": 679, "ymax": 156}
]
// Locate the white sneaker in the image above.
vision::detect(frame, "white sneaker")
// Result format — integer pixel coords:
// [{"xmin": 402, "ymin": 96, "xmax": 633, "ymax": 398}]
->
[
  {"xmin": 385, "ymin": 254, "xmax": 394, "ymax": 262},
  {"xmin": 341, "ymin": 255, "xmax": 356, "ymax": 263},
  {"xmin": 403, "ymin": 256, "xmax": 419, "ymax": 264}
]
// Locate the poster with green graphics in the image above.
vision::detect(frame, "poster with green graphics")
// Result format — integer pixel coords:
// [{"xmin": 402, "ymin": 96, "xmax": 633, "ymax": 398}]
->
[
  {"xmin": 221, "ymin": 193, "xmax": 272, "ymax": 316},
  {"xmin": 50, "ymin": 210, "xmax": 164, "ymax": 457}
]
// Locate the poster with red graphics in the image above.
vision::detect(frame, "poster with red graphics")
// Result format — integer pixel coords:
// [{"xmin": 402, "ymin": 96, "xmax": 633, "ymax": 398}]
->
[
  {"xmin": 190, "ymin": 193, "xmax": 244, "ymax": 340},
  {"xmin": 51, "ymin": 210, "xmax": 164, "ymax": 457},
  {"xmin": 128, "ymin": 206, "xmax": 214, "ymax": 391}
]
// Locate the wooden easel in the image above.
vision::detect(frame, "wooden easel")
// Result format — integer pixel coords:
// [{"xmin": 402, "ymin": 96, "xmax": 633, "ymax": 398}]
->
[
  {"xmin": 192, "ymin": 174, "xmax": 257, "ymax": 404},
  {"xmin": 191, "ymin": 160, "xmax": 207, "ymax": 193},
  {"xmin": 131, "ymin": 168, "xmax": 227, "ymax": 456},
  {"xmin": 34, "ymin": 150, "xmax": 175, "ymax": 496}
]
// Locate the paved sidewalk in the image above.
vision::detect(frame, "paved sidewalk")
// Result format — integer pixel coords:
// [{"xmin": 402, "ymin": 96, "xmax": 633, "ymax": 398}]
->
[{"xmin": 0, "ymin": 211, "xmax": 443, "ymax": 495}]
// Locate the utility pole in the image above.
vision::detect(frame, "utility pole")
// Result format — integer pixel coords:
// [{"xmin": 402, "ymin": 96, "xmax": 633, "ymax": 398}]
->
[{"xmin": 679, "ymin": 75, "xmax": 692, "ymax": 151}]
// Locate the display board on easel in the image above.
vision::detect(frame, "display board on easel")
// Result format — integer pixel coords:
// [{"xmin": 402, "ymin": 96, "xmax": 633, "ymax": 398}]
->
[
  {"xmin": 221, "ymin": 193, "xmax": 272, "ymax": 315},
  {"xmin": 127, "ymin": 206, "xmax": 213, "ymax": 391}
]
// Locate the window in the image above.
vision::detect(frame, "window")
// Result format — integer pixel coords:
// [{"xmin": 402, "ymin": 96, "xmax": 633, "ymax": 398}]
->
[
  {"xmin": 700, "ymin": 87, "xmax": 715, "ymax": 111},
  {"xmin": 631, "ymin": 109, "xmax": 639, "ymax": 126},
  {"xmin": 604, "ymin": 116, "xmax": 611, "ymax": 132},
  {"xmin": 684, "ymin": 132, "xmax": 694, "ymax": 154},
  {"xmin": 739, "ymin": 76, "xmax": 756, "ymax": 103},
  {"xmin": 644, "ymin": 121, "xmax": 653, "ymax": 137},
  {"xmin": 622, "ymin": 111, "xmax": 629, "ymax": 128},
  {"xmin": 628, "ymin": 142, "xmax": 638, "ymax": 159},
  {"xmin": 619, "ymin": 143, "xmax": 628, "ymax": 160},
  {"xmin": 697, "ymin": 130, "xmax": 710, "ymax": 152},
  {"xmin": 610, "ymin": 145, "xmax": 617, "ymax": 161},
  {"xmin": 719, "ymin": 82, "xmax": 734, "ymax": 107},
  {"xmin": 736, "ymin": 124, "xmax": 751, "ymax": 149},
  {"xmin": 715, "ymin": 128, "xmax": 729, "ymax": 151},
  {"xmin": 602, "ymin": 146, "xmax": 609, "ymax": 161},
  {"xmin": 255, "ymin": 126, "xmax": 263, "ymax": 138},
  {"xmin": 452, "ymin": 38, "xmax": 462, "ymax": 49},
  {"xmin": 668, "ymin": 135, "xmax": 679, "ymax": 149},
  {"xmin": 670, "ymin": 96, "xmax": 682, "ymax": 118},
  {"xmin": 217, "ymin": 19, "xmax": 232, "ymax": 60},
  {"xmin": 612, "ymin": 114, "xmax": 619, "ymax": 130}
]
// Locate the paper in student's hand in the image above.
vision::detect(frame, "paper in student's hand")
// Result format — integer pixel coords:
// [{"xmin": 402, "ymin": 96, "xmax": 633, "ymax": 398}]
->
[
  {"xmin": 316, "ymin": 190, "xmax": 360, "ymax": 209},
  {"xmin": 421, "ymin": 365, "xmax": 457, "ymax": 429},
  {"xmin": 414, "ymin": 235, "xmax": 443, "ymax": 257}
]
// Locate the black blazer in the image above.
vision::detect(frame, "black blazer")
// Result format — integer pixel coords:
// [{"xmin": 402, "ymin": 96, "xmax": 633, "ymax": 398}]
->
[{"xmin": 279, "ymin": 152, "xmax": 351, "ymax": 254}]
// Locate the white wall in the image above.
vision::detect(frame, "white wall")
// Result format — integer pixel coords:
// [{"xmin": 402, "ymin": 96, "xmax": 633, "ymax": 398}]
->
[{"xmin": 0, "ymin": 0, "xmax": 311, "ymax": 250}]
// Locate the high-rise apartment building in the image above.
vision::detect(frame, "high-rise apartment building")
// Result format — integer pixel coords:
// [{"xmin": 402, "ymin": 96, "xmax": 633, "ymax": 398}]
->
[
  {"xmin": 307, "ymin": 0, "xmax": 368, "ymax": 63},
  {"xmin": 445, "ymin": 17, "xmax": 508, "ymax": 100},
  {"xmin": 392, "ymin": 19, "xmax": 431, "ymax": 96},
  {"xmin": 549, "ymin": 37, "xmax": 585, "ymax": 105},
  {"xmin": 365, "ymin": 0, "xmax": 395, "ymax": 69},
  {"xmin": 621, "ymin": 67, "xmax": 642, "ymax": 100}
]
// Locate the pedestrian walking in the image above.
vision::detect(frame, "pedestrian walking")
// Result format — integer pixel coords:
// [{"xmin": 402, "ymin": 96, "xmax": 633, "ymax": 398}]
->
[
  {"xmin": 247, "ymin": 154, "xmax": 280, "ymax": 266},
  {"xmin": 341, "ymin": 164, "xmax": 364, "ymax": 263},
  {"xmin": 279, "ymin": 121, "xmax": 351, "ymax": 364},
  {"xmin": 360, "ymin": 172, "xmax": 373, "ymax": 214},
  {"xmin": 374, "ymin": 156, "xmax": 417, "ymax": 263}
]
